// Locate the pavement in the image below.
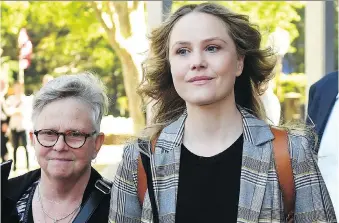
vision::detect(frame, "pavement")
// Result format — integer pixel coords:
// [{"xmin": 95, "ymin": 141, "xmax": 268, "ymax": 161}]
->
[{"xmin": 6, "ymin": 143, "xmax": 124, "ymax": 181}]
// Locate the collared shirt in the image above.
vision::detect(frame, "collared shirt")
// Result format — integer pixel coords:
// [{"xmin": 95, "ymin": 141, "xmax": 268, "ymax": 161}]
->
[
  {"xmin": 109, "ymin": 107, "xmax": 337, "ymax": 223},
  {"xmin": 318, "ymin": 93, "xmax": 339, "ymax": 218}
]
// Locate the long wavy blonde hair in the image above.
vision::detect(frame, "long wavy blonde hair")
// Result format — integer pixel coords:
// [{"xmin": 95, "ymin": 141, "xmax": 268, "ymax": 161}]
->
[{"xmin": 138, "ymin": 3, "xmax": 276, "ymax": 139}]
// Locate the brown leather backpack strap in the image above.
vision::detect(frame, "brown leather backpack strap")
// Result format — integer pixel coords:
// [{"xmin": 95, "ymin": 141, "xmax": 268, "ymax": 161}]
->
[
  {"xmin": 137, "ymin": 155, "xmax": 147, "ymax": 205},
  {"xmin": 137, "ymin": 137, "xmax": 157, "ymax": 205},
  {"xmin": 271, "ymin": 127, "xmax": 295, "ymax": 222}
]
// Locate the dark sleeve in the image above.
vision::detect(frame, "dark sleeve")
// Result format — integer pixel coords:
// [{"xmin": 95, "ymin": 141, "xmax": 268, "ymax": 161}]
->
[{"xmin": 306, "ymin": 83, "xmax": 317, "ymax": 125}]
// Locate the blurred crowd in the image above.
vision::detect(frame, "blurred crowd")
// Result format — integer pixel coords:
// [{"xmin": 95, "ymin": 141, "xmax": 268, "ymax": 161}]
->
[{"xmin": 0, "ymin": 74, "xmax": 53, "ymax": 171}]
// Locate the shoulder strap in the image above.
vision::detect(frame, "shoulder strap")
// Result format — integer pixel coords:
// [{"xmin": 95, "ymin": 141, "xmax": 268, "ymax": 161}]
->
[
  {"xmin": 73, "ymin": 178, "xmax": 112, "ymax": 223},
  {"xmin": 271, "ymin": 127, "xmax": 295, "ymax": 222},
  {"xmin": 137, "ymin": 138, "xmax": 157, "ymax": 205},
  {"xmin": 137, "ymin": 137, "xmax": 159, "ymax": 223}
]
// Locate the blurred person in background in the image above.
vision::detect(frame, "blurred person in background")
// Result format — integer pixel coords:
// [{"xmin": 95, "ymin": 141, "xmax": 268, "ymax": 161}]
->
[
  {"xmin": 109, "ymin": 3, "xmax": 336, "ymax": 222},
  {"xmin": 1, "ymin": 79, "xmax": 10, "ymax": 162},
  {"xmin": 307, "ymin": 70, "xmax": 339, "ymax": 218},
  {"xmin": 2, "ymin": 73, "xmax": 112, "ymax": 223},
  {"xmin": 4, "ymin": 82, "xmax": 29, "ymax": 171},
  {"xmin": 260, "ymin": 80, "xmax": 281, "ymax": 125}
]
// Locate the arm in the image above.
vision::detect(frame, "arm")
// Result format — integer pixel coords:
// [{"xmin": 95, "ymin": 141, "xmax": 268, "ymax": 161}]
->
[
  {"xmin": 109, "ymin": 145, "xmax": 142, "ymax": 223},
  {"xmin": 290, "ymin": 132, "xmax": 336, "ymax": 222}
]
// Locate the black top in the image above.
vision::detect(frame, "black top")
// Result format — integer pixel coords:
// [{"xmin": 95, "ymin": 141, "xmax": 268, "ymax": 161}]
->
[
  {"xmin": 2, "ymin": 167, "xmax": 110, "ymax": 223},
  {"xmin": 176, "ymin": 134, "xmax": 243, "ymax": 223}
]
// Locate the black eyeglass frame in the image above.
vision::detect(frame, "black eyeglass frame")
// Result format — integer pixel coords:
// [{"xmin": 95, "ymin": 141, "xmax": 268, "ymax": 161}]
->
[{"xmin": 33, "ymin": 129, "xmax": 97, "ymax": 149}]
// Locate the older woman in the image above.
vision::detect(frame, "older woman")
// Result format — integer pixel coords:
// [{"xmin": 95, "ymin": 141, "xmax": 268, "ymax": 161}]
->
[
  {"xmin": 2, "ymin": 73, "xmax": 111, "ymax": 223},
  {"xmin": 109, "ymin": 3, "xmax": 336, "ymax": 223}
]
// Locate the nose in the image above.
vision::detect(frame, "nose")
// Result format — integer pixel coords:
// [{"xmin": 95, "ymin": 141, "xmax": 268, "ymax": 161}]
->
[
  {"xmin": 53, "ymin": 135, "xmax": 69, "ymax": 151},
  {"xmin": 190, "ymin": 52, "xmax": 207, "ymax": 71}
]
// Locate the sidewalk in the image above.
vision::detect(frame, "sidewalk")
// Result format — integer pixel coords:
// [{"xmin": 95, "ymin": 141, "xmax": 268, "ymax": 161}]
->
[{"xmin": 6, "ymin": 143, "xmax": 124, "ymax": 181}]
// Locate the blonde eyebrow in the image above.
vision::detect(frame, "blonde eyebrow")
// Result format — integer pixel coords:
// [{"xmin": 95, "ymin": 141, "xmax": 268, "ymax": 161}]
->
[
  {"xmin": 202, "ymin": 37, "xmax": 227, "ymax": 44},
  {"xmin": 171, "ymin": 41, "xmax": 190, "ymax": 50},
  {"xmin": 171, "ymin": 37, "xmax": 227, "ymax": 50}
]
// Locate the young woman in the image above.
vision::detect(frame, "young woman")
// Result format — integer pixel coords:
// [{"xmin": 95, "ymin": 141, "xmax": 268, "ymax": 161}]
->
[{"xmin": 109, "ymin": 3, "xmax": 336, "ymax": 222}]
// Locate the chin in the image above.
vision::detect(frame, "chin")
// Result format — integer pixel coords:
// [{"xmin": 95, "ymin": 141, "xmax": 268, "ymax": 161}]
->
[
  {"xmin": 187, "ymin": 98, "xmax": 217, "ymax": 106},
  {"xmin": 48, "ymin": 169, "xmax": 74, "ymax": 179},
  {"xmin": 183, "ymin": 93, "xmax": 218, "ymax": 105}
]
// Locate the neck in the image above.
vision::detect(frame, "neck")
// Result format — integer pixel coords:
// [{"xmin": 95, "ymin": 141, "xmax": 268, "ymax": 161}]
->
[
  {"xmin": 184, "ymin": 96, "xmax": 243, "ymax": 156},
  {"xmin": 39, "ymin": 167, "xmax": 91, "ymax": 203}
]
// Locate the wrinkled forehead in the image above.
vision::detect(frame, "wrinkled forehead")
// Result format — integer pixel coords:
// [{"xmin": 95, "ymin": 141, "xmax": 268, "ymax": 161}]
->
[
  {"xmin": 169, "ymin": 12, "xmax": 230, "ymax": 47},
  {"xmin": 34, "ymin": 98, "xmax": 96, "ymax": 131}
]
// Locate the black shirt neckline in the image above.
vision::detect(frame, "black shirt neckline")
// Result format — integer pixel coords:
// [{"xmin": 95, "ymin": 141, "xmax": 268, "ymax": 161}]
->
[{"xmin": 181, "ymin": 133, "xmax": 243, "ymax": 164}]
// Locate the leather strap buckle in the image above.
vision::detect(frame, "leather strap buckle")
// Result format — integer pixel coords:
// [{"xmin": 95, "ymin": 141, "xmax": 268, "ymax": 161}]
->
[{"xmin": 95, "ymin": 179, "xmax": 112, "ymax": 194}]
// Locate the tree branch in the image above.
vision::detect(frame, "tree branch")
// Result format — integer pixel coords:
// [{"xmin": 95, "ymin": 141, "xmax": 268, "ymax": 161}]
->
[
  {"xmin": 91, "ymin": 2, "xmax": 119, "ymax": 51},
  {"xmin": 131, "ymin": 1, "xmax": 139, "ymax": 11},
  {"xmin": 112, "ymin": 2, "xmax": 131, "ymax": 38},
  {"xmin": 106, "ymin": 2, "xmax": 116, "ymax": 35},
  {"xmin": 91, "ymin": 2, "xmax": 110, "ymax": 34}
]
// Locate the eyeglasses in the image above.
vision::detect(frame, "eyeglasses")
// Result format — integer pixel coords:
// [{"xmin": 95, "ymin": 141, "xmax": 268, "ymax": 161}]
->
[{"xmin": 33, "ymin": 129, "xmax": 97, "ymax": 149}]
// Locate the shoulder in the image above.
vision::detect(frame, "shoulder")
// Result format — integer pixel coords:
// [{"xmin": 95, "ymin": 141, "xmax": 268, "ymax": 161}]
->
[
  {"xmin": 287, "ymin": 128, "xmax": 318, "ymax": 158},
  {"xmin": 311, "ymin": 71, "xmax": 338, "ymax": 91},
  {"xmin": 4, "ymin": 169, "xmax": 41, "ymax": 203},
  {"xmin": 7, "ymin": 169, "xmax": 41, "ymax": 189},
  {"xmin": 121, "ymin": 140, "xmax": 143, "ymax": 164}
]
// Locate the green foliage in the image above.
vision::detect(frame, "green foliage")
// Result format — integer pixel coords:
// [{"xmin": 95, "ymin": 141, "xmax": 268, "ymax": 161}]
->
[
  {"xmin": 286, "ymin": 3, "xmax": 338, "ymax": 73},
  {"xmin": 0, "ymin": 2, "xmax": 29, "ymax": 81},
  {"xmin": 172, "ymin": 1, "xmax": 303, "ymax": 51},
  {"xmin": 1, "ymin": 1, "xmax": 127, "ymax": 117},
  {"xmin": 2, "ymin": 1, "xmax": 335, "ymax": 119},
  {"xmin": 273, "ymin": 73, "xmax": 307, "ymax": 103},
  {"xmin": 1, "ymin": 56, "xmax": 19, "ymax": 84}
]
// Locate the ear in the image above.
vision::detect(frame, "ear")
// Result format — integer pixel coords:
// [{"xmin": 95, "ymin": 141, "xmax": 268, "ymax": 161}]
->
[
  {"xmin": 236, "ymin": 55, "xmax": 245, "ymax": 77},
  {"xmin": 92, "ymin": 133, "xmax": 105, "ymax": 159}
]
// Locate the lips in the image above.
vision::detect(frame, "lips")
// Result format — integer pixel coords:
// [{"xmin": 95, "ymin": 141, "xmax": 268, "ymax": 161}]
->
[
  {"xmin": 188, "ymin": 76, "xmax": 214, "ymax": 82},
  {"xmin": 50, "ymin": 158, "xmax": 73, "ymax": 161}
]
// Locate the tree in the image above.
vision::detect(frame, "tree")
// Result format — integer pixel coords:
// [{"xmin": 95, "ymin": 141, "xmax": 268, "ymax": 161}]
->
[
  {"xmin": 173, "ymin": 1, "xmax": 303, "ymax": 49},
  {"xmin": 0, "ymin": 2, "xmax": 29, "ymax": 83},
  {"xmin": 1, "ymin": 2, "xmax": 127, "ymax": 117},
  {"xmin": 2, "ymin": 1, "xmax": 320, "ymax": 132},
  {"xmin": 91, "ymin": 2, "xmax": 147, "ymax": 133}
]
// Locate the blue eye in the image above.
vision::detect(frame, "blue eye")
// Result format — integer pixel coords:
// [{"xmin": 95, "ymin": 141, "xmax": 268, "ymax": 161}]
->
[
  {"xmin": 176, "ymin": 48, "xmax": 189, "ymax": 55},
  {"xmin": 206, "ymin": 45, "xmax": 219, "ymax": 53}
]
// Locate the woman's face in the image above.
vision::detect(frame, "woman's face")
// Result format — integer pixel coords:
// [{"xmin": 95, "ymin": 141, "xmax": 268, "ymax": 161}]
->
[
  {"xmin": 30, "ymin": 98, "xmax": 104, "ymax": 180},
  {"xmin": 168, "ymin": 12, "xmax": 244, "ymax": 106}
]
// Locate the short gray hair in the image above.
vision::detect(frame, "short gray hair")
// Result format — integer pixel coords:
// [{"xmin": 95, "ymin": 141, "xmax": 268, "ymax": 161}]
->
[{"xmin": 32, "ymin": 72, "xmax": 109, "ymax": 131}]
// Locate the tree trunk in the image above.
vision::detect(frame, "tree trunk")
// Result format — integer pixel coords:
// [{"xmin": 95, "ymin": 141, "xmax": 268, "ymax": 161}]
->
[
  {"xmin": 118, "ymin": 48, "xmax": 145, "ymax": 133},
  {"xmin": 91, "ymin": 2, "xmax": 146, "ymax": 134}
]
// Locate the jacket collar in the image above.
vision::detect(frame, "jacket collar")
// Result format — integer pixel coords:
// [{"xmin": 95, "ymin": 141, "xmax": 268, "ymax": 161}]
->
[
  {"xmin": 4, "ymin": 167, "xmax": 101, "ymax": 203},
  {"xmin": 146, "ymin": 106, "xmax": 274, "ymax": 154}
]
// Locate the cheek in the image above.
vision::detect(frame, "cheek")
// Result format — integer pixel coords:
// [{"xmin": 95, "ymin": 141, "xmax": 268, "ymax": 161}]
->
[
  {"xmin": 35, "ymin": 146, "xmax": 50, "ymax": 161},
  {"xmin": 170, "ymin": 69, "xmax": 186, "ymax": 94},
  {"xmin": 170, "ymin": 58, "xmax": 189, "ymax": 80},
  {"xmin": 75, "ymin": 144, "xmax": 96, "ymax": 161}
]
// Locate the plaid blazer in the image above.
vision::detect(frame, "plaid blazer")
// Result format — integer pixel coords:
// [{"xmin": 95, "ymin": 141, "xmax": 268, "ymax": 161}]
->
[{"xmin": 109, "ymin": 108, "xmax": 336, "ymax": 223}]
